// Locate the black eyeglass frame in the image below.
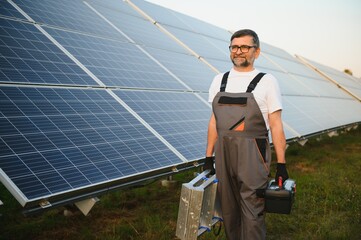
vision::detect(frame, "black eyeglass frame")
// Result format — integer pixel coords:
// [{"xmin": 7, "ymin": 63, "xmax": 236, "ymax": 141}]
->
[{"xmin": 229, "ymin": 45, "xmax": 257, "ymax": 53}]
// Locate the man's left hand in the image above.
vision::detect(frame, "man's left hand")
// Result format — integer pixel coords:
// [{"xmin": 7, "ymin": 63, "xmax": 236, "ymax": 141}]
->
[{"xmin": 275, "ymin": 163, "xmax": 289, "ymax": 184}]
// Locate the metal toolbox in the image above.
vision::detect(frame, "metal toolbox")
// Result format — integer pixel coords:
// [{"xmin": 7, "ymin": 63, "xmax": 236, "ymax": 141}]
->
[
  {"xmin": 265, "ymin": 179, "xmax": 296, "ymax": 214},
  {"xmin": 176, "ymin": 170, "xmax": 222, "ymax": 240}
]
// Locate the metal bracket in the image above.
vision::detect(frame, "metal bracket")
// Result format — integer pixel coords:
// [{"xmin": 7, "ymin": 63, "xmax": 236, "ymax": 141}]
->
[
  {"xmin": 74, "ymin": 197, "xmax": 99, "ymax": 216},
  {"xmin": 39, "ymin": 200, "xmax": 52, "ymax": 208},
  {"xmin": 297, "ymin": 139, "xmax": 308, "ymax": 146},
  {"xmin": 328, "ymin": 131, "xmax": 339, "ymax": 137}
]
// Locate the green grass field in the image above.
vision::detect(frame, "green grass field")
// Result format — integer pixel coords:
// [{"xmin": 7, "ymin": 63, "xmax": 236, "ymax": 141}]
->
[{"xmin": 1, "ymin": 126, "xmax": 360, "ymax": 240}]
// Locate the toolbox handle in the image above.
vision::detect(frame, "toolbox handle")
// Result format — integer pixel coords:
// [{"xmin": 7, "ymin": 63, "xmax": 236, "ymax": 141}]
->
[
  {"xmin": 278, "ymin": 176, "xmax": 283, "ymax": 188},
  {"xmin": 188, "ymin": 170, "xmax": 210, "ymax": 185},
  {"xmin": 186, "ymin": 170, "xmax": 217, "ymax": 189}
]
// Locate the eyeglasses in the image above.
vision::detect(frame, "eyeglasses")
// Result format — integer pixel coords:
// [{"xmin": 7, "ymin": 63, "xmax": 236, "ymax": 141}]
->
[{"xmin": 229, "ymin": 45, "xmax": 257, "ymax": 53}]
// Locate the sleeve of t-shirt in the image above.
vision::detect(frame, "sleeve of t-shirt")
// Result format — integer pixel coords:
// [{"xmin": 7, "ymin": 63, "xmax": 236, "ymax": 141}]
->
[
  {"xmin": 208, "ymin": 73, "xmax": 223, "ymax": 103},
  {"xmin": 266, "ymin": 74, "xmax": 283, "ymax": 113}
]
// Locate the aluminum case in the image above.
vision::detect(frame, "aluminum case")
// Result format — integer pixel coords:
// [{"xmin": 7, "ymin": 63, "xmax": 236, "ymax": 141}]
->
[{"xmin": 176, "ymin": 170, "xmax": 221, "ymax": 240}]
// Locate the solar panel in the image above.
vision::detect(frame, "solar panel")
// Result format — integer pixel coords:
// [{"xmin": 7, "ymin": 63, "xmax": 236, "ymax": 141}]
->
[
  {"xmin": 131, "ymin": 0, "xmax": 231, "ymax": 40},
  {"xmin": 44, "ymin": 26, "xmax": 189, "ymax": 90},
  {"xmin": 254, "ymin": 45, "xmax": 361, "ymax": 138},
  {"xmin": 159, "ymin": 25, "xmax": 229, "ymax": 61},
  {"xmin": 85, "ymin": 0, "xmax": 188, "ymax": 54},
  {"xmin": 11, "ymin": 0, "xmax": 128, "ymax": 40},
  {"xmin": 0, "ymin": 18, "xmax": 97, "ymax": 86},
  {"xmin": 113, "ymin": 90, "xmax": 211, "ymax": 160},
  {"xmin": 296, "ymin": 55, "xmax": 361, "ymax": 100},
  {"xmin": 110, "ymin": 0, "xmax": 361, "ymax": 141},
  {"xmin": 145, "ymin": 48, "xmax": 216, "ymax": 91},
  {"xmin": 0, "ymin": 86, "xmax": 183, "ymax": 206},
  {"xmin": 127, "ymin": 0, "xmax": 231, "ymax": 68}
]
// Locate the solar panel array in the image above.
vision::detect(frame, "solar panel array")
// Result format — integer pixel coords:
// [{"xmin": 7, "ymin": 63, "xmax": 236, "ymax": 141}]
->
[{"xmin": 1, "ymin": 0, "xmax": 360, "ymax": 213}]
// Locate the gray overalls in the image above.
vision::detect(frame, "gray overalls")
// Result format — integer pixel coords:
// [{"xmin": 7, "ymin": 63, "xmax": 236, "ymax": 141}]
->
[{"xmin": 213, "ymin": 72, "xmax": 271, "ymax": 240}]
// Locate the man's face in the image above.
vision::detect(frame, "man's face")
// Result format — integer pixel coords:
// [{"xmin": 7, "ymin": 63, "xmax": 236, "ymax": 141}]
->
[{"xmin": 230, "ymin": 36, "xmax": 260, "ymax": 69}]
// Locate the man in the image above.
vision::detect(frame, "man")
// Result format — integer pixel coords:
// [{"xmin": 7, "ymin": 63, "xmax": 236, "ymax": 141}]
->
[{"xmin": 203, "ymin": 29, "xmax": 289, "ymax": 239}]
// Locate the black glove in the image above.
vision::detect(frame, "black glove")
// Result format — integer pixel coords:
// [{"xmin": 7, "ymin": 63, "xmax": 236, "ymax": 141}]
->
[
  {"xmin": 275, "ymin": 163, "xmax": 289, "ymax": 185},
  {"xmin": 203, "ymin": 156, "xmax": 215, "ymax": 175}
]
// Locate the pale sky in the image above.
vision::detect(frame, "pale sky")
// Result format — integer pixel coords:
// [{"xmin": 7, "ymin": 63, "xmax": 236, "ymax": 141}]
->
[{"xmin": 146, "ymin": 0, "xmax": 361, "ymax": 78}]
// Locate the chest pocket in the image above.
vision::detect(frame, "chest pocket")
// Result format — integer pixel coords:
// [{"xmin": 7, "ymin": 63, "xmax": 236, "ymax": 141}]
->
[{"xmin": 218, "ymin": 96, "xmax": 247, "ymax": 105}]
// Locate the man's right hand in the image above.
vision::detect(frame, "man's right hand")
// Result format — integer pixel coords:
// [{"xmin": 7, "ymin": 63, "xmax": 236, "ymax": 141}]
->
[{"xmin": 203, "ymin": 156, "xmax": 215, "ymax": 175}]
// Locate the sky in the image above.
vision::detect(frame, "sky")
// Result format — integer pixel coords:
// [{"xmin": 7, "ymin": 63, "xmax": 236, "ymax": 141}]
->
[{"xmin": 146, "ymin": 0, "xmax": 361, "ymax": 78}]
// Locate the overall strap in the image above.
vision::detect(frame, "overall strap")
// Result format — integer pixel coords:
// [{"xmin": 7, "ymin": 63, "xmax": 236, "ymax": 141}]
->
[
  {"xmin": 219, "ymin": 71, "xmax": 266, "ymax": 93},
  {"xmin": 220, "ymin": 71, "xmax": 230, "ymax": 92},
  {"xmin": 246, "ymin": 72, "xmax": 266, "ymax": 93}
]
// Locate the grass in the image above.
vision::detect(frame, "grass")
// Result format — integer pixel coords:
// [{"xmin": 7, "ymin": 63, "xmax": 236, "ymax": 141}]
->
[{"xmin": 1, "ymin": 126, "xmax": 360, "ymax": 240}]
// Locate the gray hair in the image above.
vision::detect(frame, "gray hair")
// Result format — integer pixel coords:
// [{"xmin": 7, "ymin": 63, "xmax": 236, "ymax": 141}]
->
[{"xmin": 230, "ymin": 29, "xmax": 260, "ymax": 48}]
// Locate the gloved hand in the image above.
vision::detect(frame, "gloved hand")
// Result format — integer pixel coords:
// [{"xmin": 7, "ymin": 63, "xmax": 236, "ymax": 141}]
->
[
  {"xmin": 275, "ymin": 163, "xmax": 289, "ymax": 184},
  {"xmin": 203, "ymin": 156, "xmax": 215, "ymax": 175}
]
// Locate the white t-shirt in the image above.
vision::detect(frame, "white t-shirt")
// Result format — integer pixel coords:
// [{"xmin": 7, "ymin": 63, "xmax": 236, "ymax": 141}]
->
[{"xmin": 208, "ymin": 68, "xmax": 282, "ymax": 129}]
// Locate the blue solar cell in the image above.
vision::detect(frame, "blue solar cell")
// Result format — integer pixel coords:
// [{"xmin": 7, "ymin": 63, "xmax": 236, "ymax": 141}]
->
[
  {"xmin": 2, "ymin": 135, "xmax": 37, "ymax": 154},
  {"xmin": 132, "ymin": 0, "xmax": 231, "ymax": 40},
  {"xmin": 0, "ymin": 86, "xmax": 183, "ymax": 203},
  {"xmin": 57, "ymin": 168, "xmax": 91, "ymax": 189},
  {"xmin": 44, "ymin": 27, "xmax": 188, "ymax": 90},
  {"xmin": 25, "ymin": 133, "xmax": 56, "ymax": 151},
  {"xmin": 44, "ymin": 131, "xmax": 75, "ymax": 149},
  {"xmin": 0, "ymin": 118, "xmax": 19, "ymax": 135},
  {"xmin": 21, "ymin": 152, "xmax": 54, "ymax": 173},
  {"xmin": 130, "ymin": 0, "xmax": 230, "ymax": 61},
  {"xmin": 36, "ymin": 171, "xmax": 71, "ymax": 193},
  {"xmin": 299, "ymin": 56, "xmax": 361, "ymax": 100},
  {"xmin": 0, "ymin": 155, "xmax": 31, "ymax": 178},
  {"xmin": 145, "ymin": 48, "xmax": 216, "ymax": 91},
  {"xmin": 77, "ymin": 164, "xmax": 108, "ymax": 183},
  {"xmin": 30, "ymin": 116, "xmax": 59, "ymax": 132},
  {"xmin": 11, "ymin": 0, "xmax": 128, "ymax": 40},
  {"xmin": 94, "ymin": 161, "xmax": 121, "ymax": 179},
  {"xmin": 113, "ymin": 90, "xmax": 211, "ymax": 161},
  {"xmin": 88, "ymin": 1, "xmax": 188, "ymax": 54},
  {"xmin": 0, "ymin": 0, "xmax": 26, "ymax": 19},
  {"xmin": 41, "ymin": 150, "xmax": 74, "ymax": 169},
  {"xmin": 12, "ymin": 174, "xmax": 51, "ymax": 199},
  {"xmin": 0, "ymin": 100, "xmax": 24, "ymax": 117},
  {"xmin": 165, "ymin": 26, "xmax": 228, "ymax": 61},
  {"xmin": 0, "ymin": 19, "xmax": 97, "ymax": 85}
]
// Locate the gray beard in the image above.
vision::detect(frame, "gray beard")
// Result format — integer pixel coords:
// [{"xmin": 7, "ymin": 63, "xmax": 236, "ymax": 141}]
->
[{"xmin": 232, "ymin": 58, "xmax": 250, "ymax": 68}]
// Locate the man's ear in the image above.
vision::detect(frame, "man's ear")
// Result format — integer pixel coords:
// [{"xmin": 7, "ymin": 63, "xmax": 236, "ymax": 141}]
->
[{"xmin": 255, "ymin": 47, "xmax": 261, "ymax": 59}]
